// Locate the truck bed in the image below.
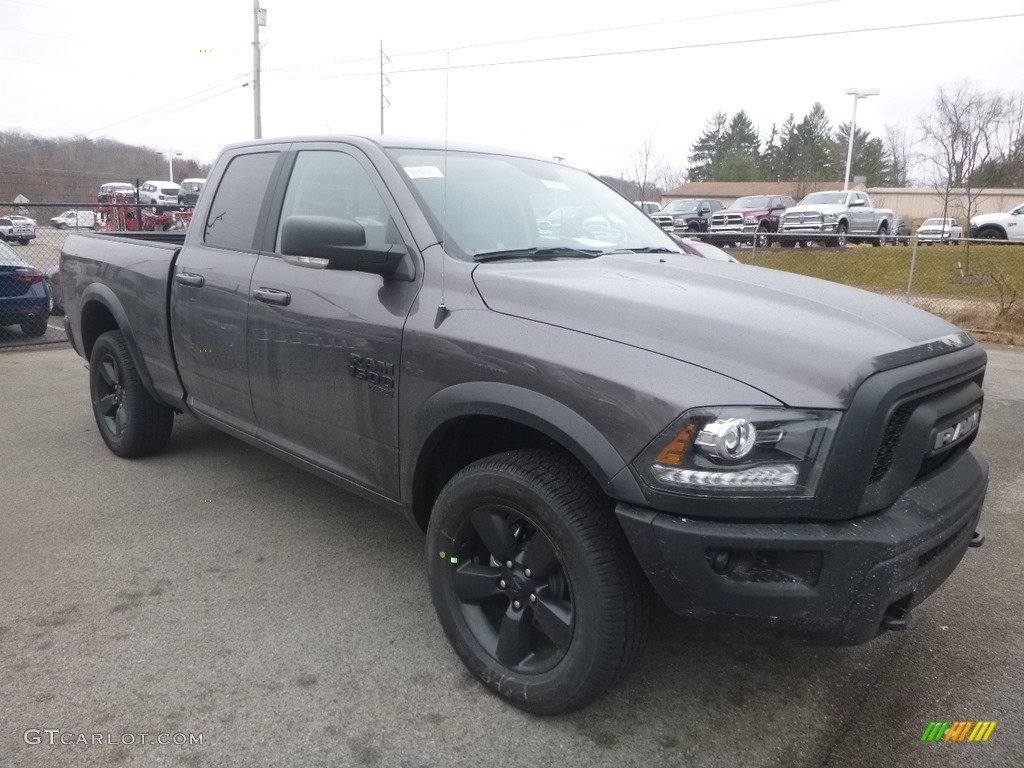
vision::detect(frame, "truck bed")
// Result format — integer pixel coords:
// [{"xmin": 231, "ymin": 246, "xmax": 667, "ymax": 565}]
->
[{"xmin": 61, "ymin": 231, "xmax": 184, "ymax": 406}]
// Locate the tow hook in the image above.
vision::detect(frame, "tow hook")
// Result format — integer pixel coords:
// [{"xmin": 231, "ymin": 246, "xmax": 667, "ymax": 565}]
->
[
  {"xmin": 880, "ymin": 605, "xmax": 912, "ymax": 632},
  {"xmin": 969, "ymin": 530, "xmax": 985, "ymax": 548}
]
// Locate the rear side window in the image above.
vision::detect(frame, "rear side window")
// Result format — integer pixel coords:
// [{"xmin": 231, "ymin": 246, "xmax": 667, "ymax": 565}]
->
[{"xmin": 204, "ymin": 152, "xmax": 279, "ymax": 250}]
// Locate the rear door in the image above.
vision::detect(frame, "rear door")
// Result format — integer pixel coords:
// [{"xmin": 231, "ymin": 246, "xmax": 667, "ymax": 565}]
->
[
  {"xmin": 170, "ymin": 144, "xmax": 289, "ymax": 434},
  {"xmin": 246, "ymin": 143, "xmax": 422, "ymax": 498}
]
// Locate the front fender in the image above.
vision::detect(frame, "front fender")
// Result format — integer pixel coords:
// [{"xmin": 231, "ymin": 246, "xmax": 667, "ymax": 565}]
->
[{"xmin": 407, "ymin": 381, "xmax": 648, "ymax": 506}]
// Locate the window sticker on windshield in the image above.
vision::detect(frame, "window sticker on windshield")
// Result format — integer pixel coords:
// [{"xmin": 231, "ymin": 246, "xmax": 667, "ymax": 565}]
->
[
  {"xmin": 404, "ymin": 166, "xmax": 444, "ymax": 179},
  {"xmin": 541, "ymin": 180, "xmax": 570, "ymax": 191}
]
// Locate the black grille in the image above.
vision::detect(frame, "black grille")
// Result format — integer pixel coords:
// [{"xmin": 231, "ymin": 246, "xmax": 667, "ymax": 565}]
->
[{"xmin": 869, "ymin": 401, "xmax": 915, "ymax": 483}]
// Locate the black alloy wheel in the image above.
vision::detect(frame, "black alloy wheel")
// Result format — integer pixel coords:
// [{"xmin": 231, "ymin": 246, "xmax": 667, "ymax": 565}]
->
[
  {"xmin": 427, "ymin": 449, "xmax": 650, "ymax": 714},
  {"xmin": 447, "ymin": 504, "xmax": 575, "ymax": 675}
]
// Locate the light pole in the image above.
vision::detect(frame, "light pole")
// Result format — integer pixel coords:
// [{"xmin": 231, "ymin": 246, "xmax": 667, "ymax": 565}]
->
[
  {"xmin": 160, "ymin": 149, "xmax": 184, "ymax": 182},
  {"xmin": 843, "ymin": 88, "xmax": 879, "ymax": 190}
]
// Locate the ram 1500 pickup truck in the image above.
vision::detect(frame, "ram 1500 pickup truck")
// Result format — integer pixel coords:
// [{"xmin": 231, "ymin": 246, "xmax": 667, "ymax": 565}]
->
[
  {"xmin": 61, "ymin": 135, "xmax": 988, "ymax": 715},
  {"xmin": 707, "ymin": 194, "xmax": 795, "ymax": 247},
  {"xmin": 969, "ymin": 201, "xmax": 1024, "ymax": 241},
  {"xmin": 779, "ymin": 190, "xmax": 894, "ymax": 247}
]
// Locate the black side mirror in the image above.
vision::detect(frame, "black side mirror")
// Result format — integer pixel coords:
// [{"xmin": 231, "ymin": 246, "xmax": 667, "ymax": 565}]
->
[{"xmin": 280, "ymin": 215, "xmax": 407, "ymax": 278}]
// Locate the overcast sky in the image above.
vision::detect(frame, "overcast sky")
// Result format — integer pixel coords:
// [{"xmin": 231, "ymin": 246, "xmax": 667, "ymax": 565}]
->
[{"xmin": 3, "ymin": 0, "xmax": 1023, "ymax": 179}]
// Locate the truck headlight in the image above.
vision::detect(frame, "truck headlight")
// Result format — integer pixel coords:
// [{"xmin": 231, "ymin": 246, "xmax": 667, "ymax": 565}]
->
[
  {"xmin": 743, "ymin": 216, "xmax": 759, "ymax": 225},
  {"xmin": 821, "ymin": 213, "xmax": 837, "ymax": 223},
  {"xmin": 637, "ymin": 407, "xmax": 840, "ymax": 496}
]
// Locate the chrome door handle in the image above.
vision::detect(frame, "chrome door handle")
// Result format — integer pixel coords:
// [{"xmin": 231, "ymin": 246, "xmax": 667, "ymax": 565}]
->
[
  {"xmin": 252, "ymin": 287, "xmax": 291, "ymax": 306},
  {"xmin": 175, "ymin": 272, "xmax": 205, "ymax": 287}
]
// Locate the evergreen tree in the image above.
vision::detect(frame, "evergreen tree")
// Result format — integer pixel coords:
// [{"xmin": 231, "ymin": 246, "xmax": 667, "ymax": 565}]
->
[{"xmin": 687, "ymin": 112, "xmax": 728, "ymax": 182}]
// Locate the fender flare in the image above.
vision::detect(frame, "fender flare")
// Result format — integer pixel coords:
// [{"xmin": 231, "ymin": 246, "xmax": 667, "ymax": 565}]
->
[
  {"xmin": 79, "ymin": 283, "xmax": 161, "ymax": 403},
  {"xmin": 407, "ymin": 381, "xmax": 648, "ymax": 507}
]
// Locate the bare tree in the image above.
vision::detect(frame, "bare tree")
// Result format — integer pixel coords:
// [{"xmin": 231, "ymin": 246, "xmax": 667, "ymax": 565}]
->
[
  {"xmin": 883, "ymin": 122, "xmax": 913, "ymax": 186},
  {"xmin": 657, "ymin": 163, "xmax": 688, "ymax": 194},
  {"xmin": 631, "ymin": 133, "xmax": 664, "ymax": 204},
  {"xmin": 918, "ymin": 81, "xmax": 1005, "ymax": 270}
]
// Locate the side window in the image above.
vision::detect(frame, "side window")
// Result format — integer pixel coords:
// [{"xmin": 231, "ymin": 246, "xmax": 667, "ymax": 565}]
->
[
  {"xmin": 275, "ymin": 150, "xmax": 398, "ymax": 253},
  {"xmin": 204, "ymin": 152, "xmax": 279, "ymax": 251}
]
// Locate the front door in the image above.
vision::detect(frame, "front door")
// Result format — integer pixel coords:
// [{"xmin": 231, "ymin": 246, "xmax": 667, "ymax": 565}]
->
[{"xmin": 247, "ymin": 145, "xmax": 421, "ymax": 498}]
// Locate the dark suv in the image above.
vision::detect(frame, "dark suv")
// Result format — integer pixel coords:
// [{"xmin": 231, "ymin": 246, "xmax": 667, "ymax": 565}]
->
[
  {"xmin": 652, "ymin": 198, "xmax": 724, "ymax": 232},
  {"xmin": 177, "ymin": 178, "xmax": 206, "ymax": 207}
]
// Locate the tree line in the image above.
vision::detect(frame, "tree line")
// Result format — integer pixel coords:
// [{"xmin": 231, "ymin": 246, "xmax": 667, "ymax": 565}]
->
[
  {"xmin": 0, "ymin": 130, "xmax": 212, "ymax": 203},
  {"xmin": 618, "ymin": 82, "xmax": 1023, "ymax": 200}
]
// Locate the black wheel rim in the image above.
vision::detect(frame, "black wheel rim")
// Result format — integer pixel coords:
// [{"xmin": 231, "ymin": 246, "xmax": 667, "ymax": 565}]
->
[
  {"xmin": 96, "ymin": 354, "xmax": 128, "ymax": 436},
  {"xmin": 448, "ymin": 505, "xmax": 575, "ymax": 674}
]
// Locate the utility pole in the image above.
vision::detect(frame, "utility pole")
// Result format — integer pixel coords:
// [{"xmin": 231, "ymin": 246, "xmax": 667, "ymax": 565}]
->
[
  {"xmin": 253, "ymin": 2, "xmax": 266, "ymax": 139},
  {"xmin": 379, "ymin": 41, "xmax": 390, "ymax": 135}
]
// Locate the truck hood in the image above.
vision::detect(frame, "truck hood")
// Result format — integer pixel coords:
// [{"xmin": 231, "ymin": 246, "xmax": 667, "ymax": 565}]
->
[
  {"xmin": 970, "ymin": 212, "xmax": 1007, "ymax": 225},
  {"xmin": 472, "ymin": 255, "xmax": 967, "ymax": 408},
  {"xmin": 784, "ymin": 203, "xmax": 847, "ymax": 216}
]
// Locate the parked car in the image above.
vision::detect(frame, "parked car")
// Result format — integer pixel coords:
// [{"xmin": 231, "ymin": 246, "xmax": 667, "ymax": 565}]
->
[
  {"xmin": 51, "ymin": 211, "xmax": 97, "ymax": 230},
  {"xmin": 633, "ymin": 201, "xmax": 661, "ymax": 215},
  {"xmin": 45, "ymin": 265, "xmax": 65, "ymax": 315},
  {"xmin": 916, "ymin": 218, "xmax": 963, "ymax": 245},
  {"xmin": 0, "ymin": 216, "xmax": 37, "ymax": 244},
  {"xmin": 9, "ymin": 214, "xmax": 38, "ymax": 227},
  {"xmin": 891, "ymin": 218, "xmax": 912, "ymax": 245},
  {"xmin": 673, "ymin": 236, "xmax": 739, "ymax": 263},
  {"xmin": 969, "ymin": 201, "xmax": 1024, "ymax": 242},
  {"xmin": 779, "ymin": 190, "xmax": 894, "ymax": 248},
  {"xmin": 98, "ymin": 182, "xmax": 137, "ymax": 203},
  {"xmin": 138, "ymin": 180, "xmax": 182, "ymax": 209},
  {"xmin": 0, "ymin": 241, "xmax": 49, "ymax": 336},
  {"xmin": 651, "ymin": 198, "xmax": 724, "ymax": 232},
  {"xmin": 708, "ymin": 195, "xmax": 795, "ymax": 247},
  {"xmin": 177, "ymin": 178, "xmax": 206, "ymax": 207}
]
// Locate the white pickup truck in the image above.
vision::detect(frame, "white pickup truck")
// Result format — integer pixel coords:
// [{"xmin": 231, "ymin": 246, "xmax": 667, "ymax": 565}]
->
[
  {"xmin": 969, "ymin": 201, "xmax": 1024, "ymax": 242},
  {"xmin": 779, "ymin": 190, "xmax": 894, "ymax": 248}
]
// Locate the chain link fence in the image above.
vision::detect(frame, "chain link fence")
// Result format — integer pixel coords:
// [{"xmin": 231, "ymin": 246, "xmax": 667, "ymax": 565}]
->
[
  {"xmin": 1, "ymin": 203, "xmax": 192, "ymax": 349},
  {"xmin": 3, "ymin": 202, "xmax": 1022, "ymax": 350}
]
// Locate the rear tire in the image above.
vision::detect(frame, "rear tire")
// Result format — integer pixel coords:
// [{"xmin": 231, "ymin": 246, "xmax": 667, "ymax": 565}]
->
[
  {"xmin": 426, "ymin": 449, "xmax": 651, "ymax": 714},
  {"xmin": 872, "ymin": 222, "xmax": 888, "ymax": 247},
  {"xmin": 89, "ymin": 330, "xmax": 174, "ymax": 457}
]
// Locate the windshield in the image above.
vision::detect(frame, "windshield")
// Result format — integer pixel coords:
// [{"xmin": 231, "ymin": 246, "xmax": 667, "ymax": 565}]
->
[
  {"xmin": 730, "ymin": 196, "xmax": 770, "ymax": 209},
  {"xmin": 799, "ymin": 192, "xmax": 849, "ymax": 206},
  {"xmin": 386, "ymin": 149, "xmax": 680, "ymax": 260},
  {"xmin": 663, "ymin": 200, "xmax": 700, "ymax": 214},
  {"xmin": 921, "ymin": 218, "xmax": 950, "ymax": 227}
]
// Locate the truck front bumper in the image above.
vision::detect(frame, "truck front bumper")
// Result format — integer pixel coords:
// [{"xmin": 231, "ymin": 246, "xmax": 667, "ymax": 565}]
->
[{"xmin": 615, "ymin": 449, "xmax": 987, "ymax": 645}]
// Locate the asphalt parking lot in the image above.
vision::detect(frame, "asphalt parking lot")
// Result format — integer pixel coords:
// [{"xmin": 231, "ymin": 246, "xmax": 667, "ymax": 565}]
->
[{"xmin": 2, "ymin": 343, "xmax": 1022, "ymax": 768}]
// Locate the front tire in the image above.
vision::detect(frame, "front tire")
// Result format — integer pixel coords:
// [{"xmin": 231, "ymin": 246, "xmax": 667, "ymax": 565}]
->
[
  {"xmin": 426, "ymin": 449, "xmax": 650, "ymax": 714},
  {"xmin": 89, "ymin": 330, "xmax": 174, "ymax": 457},
  {"xmin": 872, "ymin": 222, "xmax": 888, "ymax": 247},
  {"xmin": 834, "ymin": 222, "xmax": 848, "ymax": 249}
]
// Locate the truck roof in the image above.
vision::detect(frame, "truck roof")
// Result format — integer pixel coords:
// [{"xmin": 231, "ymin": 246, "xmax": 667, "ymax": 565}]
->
[{"xmin": 219, "ymin": 134, "xmax": 551, "ymax": 162}]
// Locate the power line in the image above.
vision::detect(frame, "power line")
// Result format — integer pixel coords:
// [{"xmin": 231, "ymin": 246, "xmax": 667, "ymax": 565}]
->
[
  {"xmin": 259, "ymin": 0, "xmax": 841, "ymax": 77},
  {"xmin": 267, "ymin": 11, "xmax": 1024, "ymax": 83},
  {"xmin": 384, "ymin": 12, "xmax": 1024, "ymax": 75}
]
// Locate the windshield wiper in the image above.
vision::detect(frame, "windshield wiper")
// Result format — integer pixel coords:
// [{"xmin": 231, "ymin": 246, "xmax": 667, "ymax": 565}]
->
[
  {"xmin": 473, "ymin": 246, "xmax": 604, "ymax": 262},
  {"xmin": 603, "ymin": 246, "xmax": 679, "ymax": 254}
]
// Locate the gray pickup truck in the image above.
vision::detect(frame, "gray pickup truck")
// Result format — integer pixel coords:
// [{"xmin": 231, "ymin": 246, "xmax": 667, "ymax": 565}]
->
[
  {"xmin": 779, "ymin": 190, "xmax": 895, "ymax": 247},
  {"xmin": 61, "ymin": 135, "xmax": 988, "ymax": 715}
]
